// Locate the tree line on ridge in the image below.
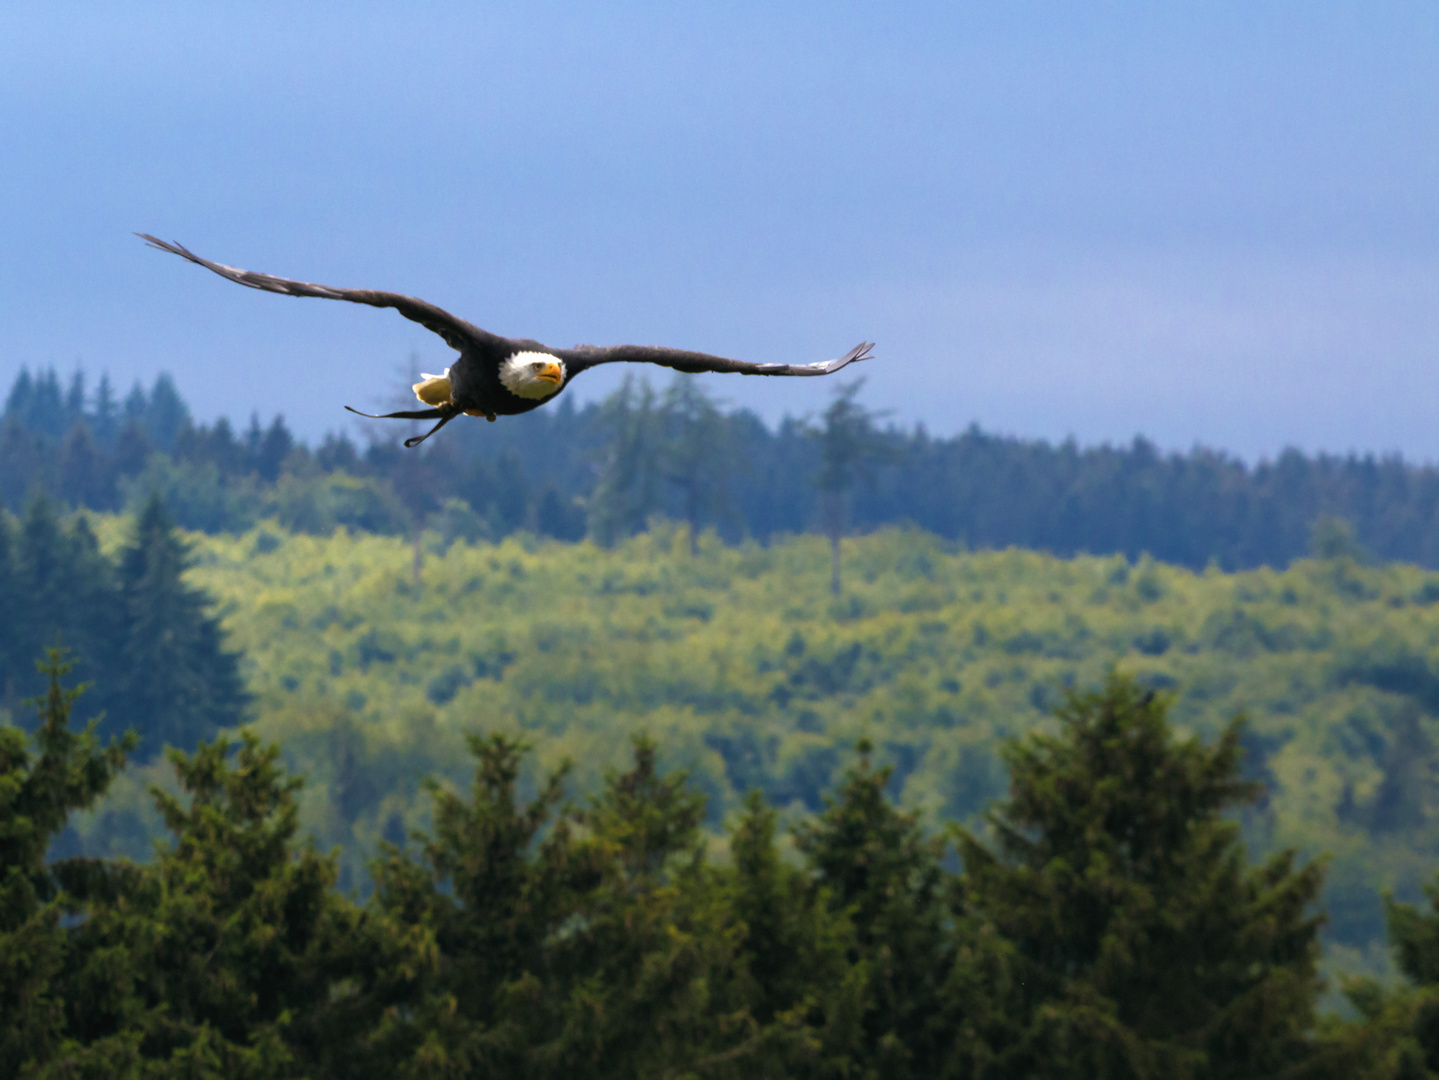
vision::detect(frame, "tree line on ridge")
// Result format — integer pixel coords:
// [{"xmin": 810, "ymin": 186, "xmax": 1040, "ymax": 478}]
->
[{"xmin": 4, "ymin": 364, "xmax": 1439, "ymax": 569}]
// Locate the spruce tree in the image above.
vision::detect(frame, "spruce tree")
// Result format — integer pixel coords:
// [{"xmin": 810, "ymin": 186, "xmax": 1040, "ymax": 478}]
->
[
  {"xmin": 660, "ymin": 375, "xmax": 732, "ymax": 555},
  {"xmin": 1321, "ymin": 881, "xmax": 1439, "ymax": 1080},
  {"xmin": 793, "ymin": 738, "xmax": 958, "ymax": 1077},
  {"xmin": 50, "ymin": 733, "xmax": 374, "ymax": 1079},
  {"xmin": 955, "ymin": 674, "xmax": 1325, "ymax": 1079},
  {"xmin": 807, "ymin": 380, "xmax": 889, "ymax": 594},
  {"xmin": 0, "ymin": 513, "xmax": 17, "ymax": 700},
  {"xmin": 728, "ymin": 789, "xmax": 864, "ymax": 1076},
  {"xmin": 0, "ymin": 650, "xmax": 134, "ymax": 1078},
  {"xmin": 588, "ymin": 377, "xmax": 663, "ymax": 547},
  {"xmin": 15, "ymin": 497, "xmax": 74, "ymax": 697},
  {"xmin": 116, "ymin": 495, "xmax": 247, "ymax": 755}
]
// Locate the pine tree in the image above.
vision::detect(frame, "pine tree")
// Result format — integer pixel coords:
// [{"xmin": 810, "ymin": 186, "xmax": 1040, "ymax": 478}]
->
[
  {"xmin": 727, "ymin": 789, "xmax": 864, "ymax": 1076},
  {"xmin": 58, "ymin": 421, "xmax": 113, "ymax": 511},
  {"xmin": 955, "ymin": 674, "xmax": 1325, "ymax": 1079},
  {"xmin": 50, "ymin": 732, "xmax": 375, "ymax": 1079},
  {"xmin": 660, "ymin": 375, "xmax": 732, "ymax": 555},
  {"xmin": 90, "ymin": 374, "xmax": 118, "ymax": 446},
  {"xmin": 116, "ymin": 495, "xmax": 248, "ymax": 756},
  {"xmin": 793, "ymin": 738, "xmax": 958, "ymax": 1077},
  {"xmin": 0, "ymin": 513, "xmax": 18, "ymax": 702},
  {"xmin": 0, "ymin": 650, "xmax": 134, "ymax": 1079},
  {"xmin": 144, "ymin": 373, "xmax": 191, "ymax": 451},
  {"xmin": 588, "ymin": 377, "xmax": 663, "ymax": 547},
  {"xmin": 15, "ymin": 497, "xmax": 72, "ymax": 693},
  {"xmin": 807, "ymin": 380, "xmax": 889, "ymax": 594}
]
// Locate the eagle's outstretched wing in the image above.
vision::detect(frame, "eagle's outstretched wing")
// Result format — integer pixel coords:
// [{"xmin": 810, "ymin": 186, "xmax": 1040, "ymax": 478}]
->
[
  {"xmin": 558, "ymin": 340, "xmax": 875, "ymax": 378},
  {"xmin": 137, "ymin": 235, "xmax": 500, "ymax": 355}
]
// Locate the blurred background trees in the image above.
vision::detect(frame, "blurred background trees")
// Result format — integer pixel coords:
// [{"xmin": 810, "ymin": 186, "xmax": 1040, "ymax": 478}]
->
[
  {"xmin": 0, "ymin": 493, "xmax": 247, "ymax": 757},
  {"xmin": 12, "ymin": 363, "xmax": 1439, "ymax": 570}
]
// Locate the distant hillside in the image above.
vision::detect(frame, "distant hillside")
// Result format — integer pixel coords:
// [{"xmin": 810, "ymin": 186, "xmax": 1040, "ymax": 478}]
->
[
  {"xmin": 48, "ymin": 520, "xmax": 1439, "ymax": 979},
  {"xmin": 6, "ymin": 364, "xmax": 1439, "ymax": 568}
]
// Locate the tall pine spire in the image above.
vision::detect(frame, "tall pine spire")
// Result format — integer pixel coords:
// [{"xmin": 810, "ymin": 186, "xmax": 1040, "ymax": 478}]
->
[{"xmin": 117, "ymin": 495, "xmax": 248, "ymax": 756}]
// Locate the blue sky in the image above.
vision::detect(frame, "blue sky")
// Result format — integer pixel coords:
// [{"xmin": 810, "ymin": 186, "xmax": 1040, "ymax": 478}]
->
[{"xmin": 2, "ymin": 2, "xmax": 1436, "ymax": 459}]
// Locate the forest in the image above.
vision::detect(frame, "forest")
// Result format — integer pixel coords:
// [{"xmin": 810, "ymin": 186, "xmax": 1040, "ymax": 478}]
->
[
  {"xmin": 9, "ymin": 366, "xmax": 1439, "ymax": 1075},
  {"xmin": 6, "ymin": 364, "xmax": 1439, "ymax": 568},
  {"xmin": 9, "ymin": 654, "xmax": 1439, "ymax": 1078}
]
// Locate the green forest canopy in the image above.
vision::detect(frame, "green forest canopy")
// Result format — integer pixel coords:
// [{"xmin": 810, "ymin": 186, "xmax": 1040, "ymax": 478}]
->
[
  {"xmin": 9, "ymin": 653, "xmax": 1439, "ymax": 1078},
  {"xmin": 19, "ymin": 515, "xmax": 1439, "ymax": 984},
  {"xmin": 8, "ymin": 363, "xmax": 1439, "ymax": 569}
]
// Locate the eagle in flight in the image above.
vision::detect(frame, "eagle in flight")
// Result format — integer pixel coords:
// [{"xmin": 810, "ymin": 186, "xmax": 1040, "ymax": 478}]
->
[{"xmin": 139, "ymin": 235, "xmax": 875, "ymax": 447}]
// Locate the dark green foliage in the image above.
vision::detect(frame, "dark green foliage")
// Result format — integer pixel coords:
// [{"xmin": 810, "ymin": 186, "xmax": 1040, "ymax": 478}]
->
[
  {"xmin": 115, "ymin": 496, "xmax": 249, "ymax": 753},
  {"xmin": 587, "ymin": 377, "xmax": 664, "ymax": 547},
  {"xmin": 18, "ymin": 365, "xmax": 1439, "ymax": 571},
  {"xmin": 1313, "ymin": 879, "xmax": 1439, "ymax": 1079},
  {"xmin": 0, "ymin": 495, "xmax": 246, "ymax": 757},
  {"xmin": 660, "ymin": 375, "xmax": 734, "ymax": 555},
  {"xmin": 16, "ymin": 652, "xmax": 1439, "ymax": 1078},
  {"xmin": 794, "ymin": 738, "xmax": 958, "ymax": 1076},
  {"xmin": 955, "ymin": 674, "xmax": 1326, "ymax": 1079},
  {"xmin": 808, "ymin": 379, "xmax": 890, "ymax": 594},
  {"xmin": 0, "ymin": 651, "xmax": 134, "ymax": 1078}
]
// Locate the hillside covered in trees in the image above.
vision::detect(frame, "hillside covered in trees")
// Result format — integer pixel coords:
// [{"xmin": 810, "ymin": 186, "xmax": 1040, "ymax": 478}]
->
[
  {"xmin": 8, "ymin": 516, "xmax": 1437, "ymax": 980},
  {"xmin": 6, "ymin": 364, "xmax": 1439, "ymax": 569},
  {"xmin": 8, "ymin": 660, "xmax": 1439, "ymax": 1079}
]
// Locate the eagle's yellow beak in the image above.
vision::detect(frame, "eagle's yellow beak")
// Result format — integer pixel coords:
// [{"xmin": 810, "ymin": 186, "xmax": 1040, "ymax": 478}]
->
[
  {"xmin": 413, "ymin": 372, "xmax": 452, "ymax": 407},
  {"xmin": 535, "ymin": 361, "xmax": 562, "ymax": 385}
]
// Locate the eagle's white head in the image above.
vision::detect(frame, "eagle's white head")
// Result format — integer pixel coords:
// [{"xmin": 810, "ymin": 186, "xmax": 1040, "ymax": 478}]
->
[{"xmin": 500, "ymin": 351, "xmax": 566, "ymax": 400}]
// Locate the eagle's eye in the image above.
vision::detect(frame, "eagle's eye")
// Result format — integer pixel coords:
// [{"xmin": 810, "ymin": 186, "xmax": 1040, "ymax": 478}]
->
[{"xmin": 532, "ymin": 361, "xmax": 544, "ymax": 371}]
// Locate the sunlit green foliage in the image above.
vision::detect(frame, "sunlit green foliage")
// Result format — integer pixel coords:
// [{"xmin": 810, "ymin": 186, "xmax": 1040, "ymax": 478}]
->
[{"xmin": 36, "ymin": 518, "xmax": 1439, "ymax": 971}]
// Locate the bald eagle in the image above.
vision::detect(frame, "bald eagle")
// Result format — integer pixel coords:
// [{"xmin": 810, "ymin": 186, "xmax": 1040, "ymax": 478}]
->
[{"xmin": 138, "ymin": 235, "xmax": 874, "ymax": 447}]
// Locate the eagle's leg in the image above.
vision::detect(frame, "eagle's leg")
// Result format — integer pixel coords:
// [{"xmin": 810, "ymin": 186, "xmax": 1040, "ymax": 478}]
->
[
  {"xmin": 342, "ymin": 404, "xmax": 460, "ymax": 448},
  {"xmin": 403, "ymin": 411, "xmax": 459, "ymax": 448}
]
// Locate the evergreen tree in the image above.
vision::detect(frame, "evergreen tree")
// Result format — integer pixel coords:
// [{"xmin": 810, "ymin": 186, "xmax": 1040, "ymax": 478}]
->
[
  {"xmin": 51, "ymin": 733, "xmax": 375, "ymax": 1079},
  {"xmin": 366, "ymin": 733, "xmax": 587, "ymax": 1075},
  {"xmin": 58, "ymin": 421, "xmax": 113, "ymax": 511},
  {"xmin": 7, "ymin": 498, "xmax": 120, "ymax": 708},
  {"xmin": 254, "ymin": 416, "xmax": 295, "ymax": 482},
  {"xmin": 90, "ymin": 373, "xmax": 118, "ymax": 446},
  {"xmin": 111, "ymin": 418, "xmax": 153, "ymax": 480},
  {"xmin": 728, "ymin": 789, "xmax": 864, "ymax": 1076},
  {"xmin": 144, "ymin": 373, "xmax": 191, "ymax": 451},
  {"xmin": 0, "ymin": 650, "xmax": 134, "ymax": 1079},
  {"xmin": 955, "ymin": 674, "xmax": 1325, "ymax": 1079},
  {"xmin": 588, "ymin": 377, "xmax": 663, "ymax": 547},
  {"xmin": 1312, "ymin": 876, "xmax": 1439, "ymax": 1079},
  {"xmin": 0, "ymin": 513, "xmax": 18, "ymax": 700},
  {"xmin": 4, "ymin": 369, "xmax": 34, "ymax": 426},
  {"xmin": 15, "ymin": 497, "xmax": 74, "ymax": 684},
  {"xmin": 808, "ymin": 380, "xmax": 889, "ymax": 594},
  {"xmin": 793, "ymin": 738, "xmax": 959, "ymax": 1077},
  {"xmin": 116, "ymin": 495, "xmax": 248, "ymax": 755},
  {"xmin": 0, "ymin": 418, "xmax": 51, "ymax": 512},
  {"xmin": 122, "ymin": 381, "xmax": 147, "ymax": 424},
  {"xmin": 62, "ymin": 371, "xmax": 86, "ymax": 430},
  {"xmin": 660, "ymin": 375, "xmax": 733, "ymax": 555}
]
